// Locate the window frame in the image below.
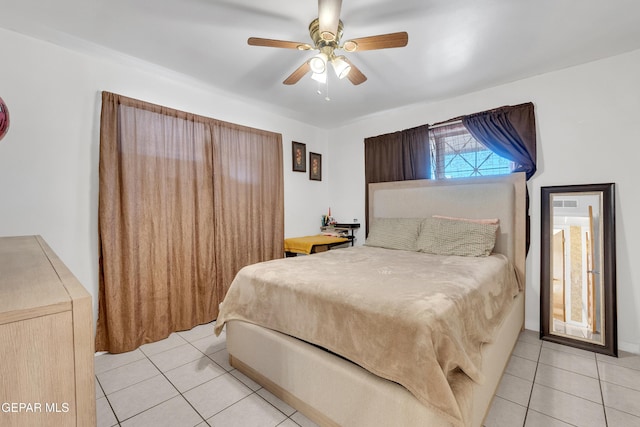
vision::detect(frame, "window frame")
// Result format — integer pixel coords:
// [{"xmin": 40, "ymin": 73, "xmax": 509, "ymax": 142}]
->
[{"xmin": 429, "ymin": 122, "xmax": 515, "ymax": 180}]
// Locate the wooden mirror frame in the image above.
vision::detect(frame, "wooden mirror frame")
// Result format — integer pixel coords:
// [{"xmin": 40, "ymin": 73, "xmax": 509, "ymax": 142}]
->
[{"xmin": 540, "ymin": 183, "xmax": 617, "ymax": 356}]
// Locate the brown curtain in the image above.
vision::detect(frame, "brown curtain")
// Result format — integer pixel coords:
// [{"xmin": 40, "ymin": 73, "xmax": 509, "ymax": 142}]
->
[
  {"xmin": 211, "ymin": 123, "xmax": 285, "ymax": 301},
  {"xmin": 364, "ymin": 124, "xmax": 430, "ymax": 232},
  {"xmin": 96, "ymin": 92, "xmax": 283, "ymax": 353}
]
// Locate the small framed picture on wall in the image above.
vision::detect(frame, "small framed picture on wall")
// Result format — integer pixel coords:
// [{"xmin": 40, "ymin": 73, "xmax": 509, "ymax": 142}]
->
[
  {"xmin": 309, "ymin": 152, "xmax": 322, "ymax": 181},
  {"xmin": 292, "ymin": 141, "xmax": 306, "ymax": 172}
]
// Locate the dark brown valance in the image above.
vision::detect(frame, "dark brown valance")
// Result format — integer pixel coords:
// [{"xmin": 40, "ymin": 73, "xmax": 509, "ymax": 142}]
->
[{"xmin": 364, "ymin": 124, "xmax": 430, "ymax": 232}]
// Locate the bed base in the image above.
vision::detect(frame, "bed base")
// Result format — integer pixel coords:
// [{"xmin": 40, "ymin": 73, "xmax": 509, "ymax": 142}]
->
[{"xmin": 226, "ymin": 292, "xmax": 524, "ymax": 427}]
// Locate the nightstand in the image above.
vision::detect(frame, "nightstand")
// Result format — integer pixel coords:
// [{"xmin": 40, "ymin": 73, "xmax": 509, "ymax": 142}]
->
[{"xmin": 320, "ymin": 223, "xmax": 360, "ymax": 246}]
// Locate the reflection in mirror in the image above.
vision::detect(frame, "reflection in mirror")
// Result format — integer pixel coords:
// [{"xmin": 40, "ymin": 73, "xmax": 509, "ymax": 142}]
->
[
  {"xmin": 541, "ymin": 184, "xmax": 617, "ymax": 356},
  {"xmin": 550, "ymin": 192, "xmax": 603, "ymax": 342}
]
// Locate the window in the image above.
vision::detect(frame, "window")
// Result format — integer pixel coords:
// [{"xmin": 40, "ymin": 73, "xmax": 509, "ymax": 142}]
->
[{"xmin": 429, "ymin": 122, "xmax": 514, "ymax": 179}]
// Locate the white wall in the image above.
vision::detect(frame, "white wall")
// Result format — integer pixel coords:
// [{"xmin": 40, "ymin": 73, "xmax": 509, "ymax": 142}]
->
[
  {"xmin": 0, "ymin": 27, "xmax": 329, "ymax": 328},
  {"xmin": 328, "ymin": 49, "xmax": 640, "ymax": 353},
  {"xmin": 2, "ymin": 25, "xmax": 639, "ymax": 354}
]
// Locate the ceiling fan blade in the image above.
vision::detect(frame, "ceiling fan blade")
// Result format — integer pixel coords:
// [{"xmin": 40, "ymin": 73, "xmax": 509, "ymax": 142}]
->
[
  {"xmin": 248, "ymin": 37, "xmax": 312, "ymax": 50},
  {"xmin": 344, "ymin": 59, "xmax": 367, "ymax": 85},
  {"xmin": 283, "ymin": 61, "xmax": 311, "ymax": 85},
  {"xmin": 342, "ymin": 32, "xmax": 408, "ymax": 52},
  {"xmin": 318, "ymin": 0, "xmax": 342, "ymax": 41}
]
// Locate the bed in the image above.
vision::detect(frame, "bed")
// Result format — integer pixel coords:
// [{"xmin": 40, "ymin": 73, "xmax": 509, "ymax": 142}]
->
[{"xmin": 214, "ymin": 173, "xmax": 527, "ymax": 427}]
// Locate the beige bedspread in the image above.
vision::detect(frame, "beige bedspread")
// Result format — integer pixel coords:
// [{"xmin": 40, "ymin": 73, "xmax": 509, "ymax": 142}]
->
[{"xmin": 214, "ymin": 246, "xmax": 519, "ymax": 426}]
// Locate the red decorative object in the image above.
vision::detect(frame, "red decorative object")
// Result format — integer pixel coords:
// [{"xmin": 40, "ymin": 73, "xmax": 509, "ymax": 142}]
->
[{"xmin": 0, "ymin": 96, "xmax": 9, "ymax": 141}]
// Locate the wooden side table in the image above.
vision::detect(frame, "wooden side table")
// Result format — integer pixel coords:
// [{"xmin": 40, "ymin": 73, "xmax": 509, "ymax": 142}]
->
[{"xmin": 284, "ymin": 235, "xmax": 350, "ymax": 257}]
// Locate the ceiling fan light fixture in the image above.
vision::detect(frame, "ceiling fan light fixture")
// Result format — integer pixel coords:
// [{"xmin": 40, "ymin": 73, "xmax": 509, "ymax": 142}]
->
[
  {"xmin": 331, "ymin": 55, "xmax": 351, "ymax": 79},
  {"xmin": 309, "ymin": 52, "xmax": 328, "ymax": 74},
  {"xmin": 247, "ymin": 0, "xmax": 407, "ymax": 88},
  {"xmin": 311, "ymin": 70, "xmax": 327, "ymax": 84}
]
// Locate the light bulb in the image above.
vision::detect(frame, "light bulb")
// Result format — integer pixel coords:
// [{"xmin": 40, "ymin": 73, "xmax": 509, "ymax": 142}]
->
[
  {"xmin": 309, "ymin": 53, "xmax": 328, "ymax": 74},
  {"xmin": 311, "ymin": 70, "xmax": 327, "ymax": 84},
  {"xmin": 331, "ymin": 55, "xmax": 351, "ymax": 79}
]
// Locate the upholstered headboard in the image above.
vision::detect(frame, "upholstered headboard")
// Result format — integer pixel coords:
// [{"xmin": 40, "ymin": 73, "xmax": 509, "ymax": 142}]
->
[{"xmin": 368, "ymin": 173, "xmax": 527, "ymax": 285}]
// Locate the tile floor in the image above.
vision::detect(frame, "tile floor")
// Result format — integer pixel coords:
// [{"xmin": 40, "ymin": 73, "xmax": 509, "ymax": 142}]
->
[
  {"xmin": 95, "ymin": 321, "xmax": 316, "ymax": 427},
  {"xmin": 95, "ymin": 324, "xmax": 640, "ymax": 427}
]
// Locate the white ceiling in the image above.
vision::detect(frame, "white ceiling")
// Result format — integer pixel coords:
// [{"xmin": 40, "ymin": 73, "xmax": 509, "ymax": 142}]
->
[{"xmin": 2, "ymin": 0, "xmax": 640, "ymax": 128}]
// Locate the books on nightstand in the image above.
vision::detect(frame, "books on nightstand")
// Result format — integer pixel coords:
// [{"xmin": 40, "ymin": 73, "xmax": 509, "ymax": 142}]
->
[{"xmin": 320, "ymin": 223, "xmax": 360, "ymax": 238}]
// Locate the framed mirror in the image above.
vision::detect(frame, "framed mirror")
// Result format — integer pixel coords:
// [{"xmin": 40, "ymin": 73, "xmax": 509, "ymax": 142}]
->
[{"xmin": 540, "ymin": 183, "xmax": 617, "ymax": 356}]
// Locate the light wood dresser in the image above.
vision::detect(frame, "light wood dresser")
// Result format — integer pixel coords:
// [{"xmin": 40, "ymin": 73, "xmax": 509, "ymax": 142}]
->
[{"xmin": 0, "ymin": 235, "xmax": 96, "ymax": 427}]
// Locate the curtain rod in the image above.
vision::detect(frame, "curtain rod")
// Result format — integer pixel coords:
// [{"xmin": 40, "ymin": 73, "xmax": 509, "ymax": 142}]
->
[
  {"xmin": 430, "ymin": 102, "xmax": 529, "ymax": 129},
  {"xmin": 429, "ymin": 119, "xmax": 463, "ymax": 129}
]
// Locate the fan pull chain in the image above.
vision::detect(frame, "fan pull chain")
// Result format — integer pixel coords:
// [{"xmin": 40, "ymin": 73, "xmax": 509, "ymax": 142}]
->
[
  {"xmin": 316, "ymin": 76, "xmax": 331, "ymax": 101},
  {"xmin": 325, "ymin": 76, "xmax": 330, "ymax": 101}
]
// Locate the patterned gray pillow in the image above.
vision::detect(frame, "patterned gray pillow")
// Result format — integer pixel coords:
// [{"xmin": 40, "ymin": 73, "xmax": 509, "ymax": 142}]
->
[
  {"xmin": 364, "ymin": 218, "xmax": 423, "ymax": 251},
  {"xmin": 417, "ymin": 217, "xmax": 498, "ymax": 257}
]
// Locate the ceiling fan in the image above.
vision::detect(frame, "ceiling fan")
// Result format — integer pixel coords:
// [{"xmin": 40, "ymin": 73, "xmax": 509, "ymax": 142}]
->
[{"xmin": 247, "ymin": 0, "xmax": 409, "ymax": 86}]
